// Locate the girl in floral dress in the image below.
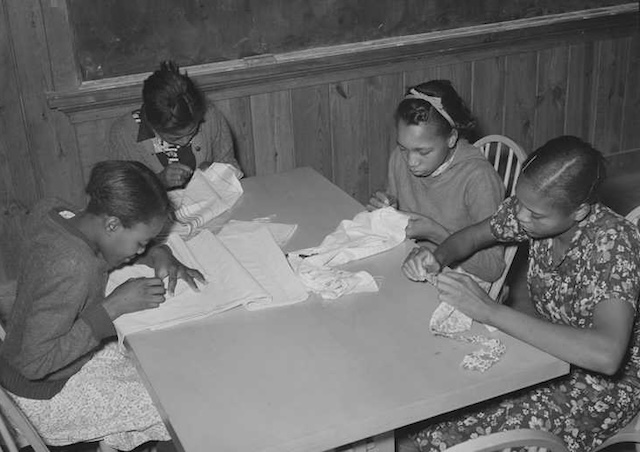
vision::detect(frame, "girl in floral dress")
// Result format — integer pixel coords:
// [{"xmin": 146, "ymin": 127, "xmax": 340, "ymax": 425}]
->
[{"xmin": 400, "ymin": 135, "xmax": 640, "ymax": 452}]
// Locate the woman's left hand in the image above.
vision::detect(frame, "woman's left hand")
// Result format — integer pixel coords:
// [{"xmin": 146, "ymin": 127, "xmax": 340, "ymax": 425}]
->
[
  {"xmin": 146, "ymin": 245, "xmax": 206, "ymax": 295},
  {"xmin": 436, "ymin": 271, "xmax": 496, "ymax": 324}
]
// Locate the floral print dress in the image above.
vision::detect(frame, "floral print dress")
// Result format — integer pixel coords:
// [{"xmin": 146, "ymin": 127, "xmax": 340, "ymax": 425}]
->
[{"xmin": 410, "ymin": 198, "xmax": 640, "ymax": 452}]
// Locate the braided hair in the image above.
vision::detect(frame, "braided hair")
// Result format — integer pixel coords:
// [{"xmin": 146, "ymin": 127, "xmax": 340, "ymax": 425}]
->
[{"xmin": 521, "ymin": 136, "xmax": 607, "ymax": 211}]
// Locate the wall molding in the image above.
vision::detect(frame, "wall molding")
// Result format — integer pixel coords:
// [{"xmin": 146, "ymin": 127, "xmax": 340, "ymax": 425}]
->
[{"xmin": 47, "ymin": 3, "xmax": 638, "ymax": 116}]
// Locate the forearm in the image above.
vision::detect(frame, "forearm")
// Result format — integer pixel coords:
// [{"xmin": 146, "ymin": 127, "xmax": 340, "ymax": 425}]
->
[
  {"xmin": 489, "ymin": 303, "xmax": 629, "ymax": 375},
  {"xmin": 434, "ymin": 223, "xmax": 490, "ymax": 269},
  {"xmin": 412, "ymin": 220, "xmax": 450, "ymax": 244},
  {"xmin": 458, "ymin": 244, "xmax": 505, "ymax": 283}
]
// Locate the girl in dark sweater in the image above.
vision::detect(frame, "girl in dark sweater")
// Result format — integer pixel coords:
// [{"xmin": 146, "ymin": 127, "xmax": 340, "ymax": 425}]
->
[{"xmin": 0, "ymin": 160, "xmax": 203, "ymax": 450}]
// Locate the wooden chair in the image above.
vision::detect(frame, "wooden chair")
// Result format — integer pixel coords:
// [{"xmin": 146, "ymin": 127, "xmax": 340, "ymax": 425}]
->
[
  {"xmin": 625, "ymin": 205, "xmax": 640, "ymax": 227},
  {"xmin": 443, "ymin": 429, "xmax": 570, "ymax": 452},
  {"xmin": 0, "ymin": 280, "xmax": 17, "ymax": 341},
  {"xmin": 474, "ymin": 135, "xmax": 527, "ymax": 301},
  {"xmin": 592, "ymin": 410, "xmax": 640, "ymax": 451}
]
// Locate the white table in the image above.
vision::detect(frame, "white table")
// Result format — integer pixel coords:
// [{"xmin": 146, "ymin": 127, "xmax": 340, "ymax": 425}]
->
[{"xmin": 127, "ymin": 167, "xmax": 569, "ymax": 452}]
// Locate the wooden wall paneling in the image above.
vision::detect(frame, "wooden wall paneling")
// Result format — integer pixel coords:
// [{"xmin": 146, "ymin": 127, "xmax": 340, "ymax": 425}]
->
[
  {"xmin": 0, "ymin": 0, "xmax": 39, "ymax": 282},
  {"xmin": 620, "ymin": 34, "xmax": 640, "ymax": 153},
  {"xmin": 290, "ymin": 84, "xmax": 333, "ymax": 180},
  {"xmin": 471, "ymin": 56, "xmax": 507, "ymax": 137},
  {"xmin": 40, "ymin": 0, "xmax": 80, "ymax": 90},
  {"xmin": 533, "ymin": 46, "xmax": 569, "ymax": 150},
  {"xmin": 591, "ymin": 37, "xmax": 632, "ymax": 156},
  {"xmin": 329, "ymin": 80, "xmax": 370, "ymax": 202},
  {"xmin": 564, "ymin": 42, "xmax": 596, "ymax": 141},
  {"xmin": 249, "ymin": 90, "xmax": 296, "ymax": 176},
  {"xmin": 74, "ymin": 117, "xmax": 118, "ymax": 183},
  {"xmin": 215, "ymin": 97, "xmax": 257, "ymax": 177},
  {"xmin": 436, "ymin": 62, "xmax": 474, "ymax": 112},
  {"xmin": 503, "ymin": 52, "xmax": 538, "ymax": 152},
  {"xmin": 5, "ymin": 0, "xmax": 85, "ymax": 205},
  {"xmin": 0, "ymin": 0, "xmax": 40, "ymax": 205},
  {"xmin": 403, "ymin": 65, "xmax": 440, "ymax": 93},
  {"xmin": 365, "ymin": 74, "xmax": 404, "ymax": 197}
]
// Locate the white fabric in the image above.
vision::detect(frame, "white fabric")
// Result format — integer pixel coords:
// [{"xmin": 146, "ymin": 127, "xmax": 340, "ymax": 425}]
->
[
  {"xmin": 168, "ymin": 162, "xmax": 243, "ymax": 235},
  {"xmin": 287, "ymin": 254, "xmax": 378, "ymax": 300},
  {"xmin": 289, "ymin": 207, "xmax": 409, "ymax": 299},
  {"xmin": 109, "ymin": 228, "xmax": 308, "ymax": 340},
  {"xmin": 293, "ymin": 207, "xmax": 409, "ymax": 267},
  {"xmin": 217, "ymin": 226, "xmax": 308, "ymax": 310},
  {"xmin": 219, "ymin": 219, "xmax": 298, "ymax": 248}
]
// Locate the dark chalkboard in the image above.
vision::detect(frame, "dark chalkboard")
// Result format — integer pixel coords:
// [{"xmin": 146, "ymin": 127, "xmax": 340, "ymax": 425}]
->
[{"xmin": 68, "ymin": 0, "xmax": 630, "ymax": 81}]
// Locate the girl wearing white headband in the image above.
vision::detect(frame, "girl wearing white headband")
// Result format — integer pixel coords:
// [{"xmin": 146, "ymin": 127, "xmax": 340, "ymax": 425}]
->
[{"xmin": 367, "ymin": 80, "xmax": 505, "ymax": 282}]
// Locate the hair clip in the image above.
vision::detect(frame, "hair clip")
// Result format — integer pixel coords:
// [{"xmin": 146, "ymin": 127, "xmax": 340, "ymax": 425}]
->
[{"xmin": 405, "ymin": 89, "xmax": 455, "ymax": 127}]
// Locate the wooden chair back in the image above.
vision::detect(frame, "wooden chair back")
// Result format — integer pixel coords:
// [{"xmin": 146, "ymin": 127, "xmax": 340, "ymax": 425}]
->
[
  {"xmin": 443, "ymin": 429, "xmax": 570, "ymax": 452},
  {"xmin": 474, "ymin": 135, "xmax": 527, "ymax": 301}
]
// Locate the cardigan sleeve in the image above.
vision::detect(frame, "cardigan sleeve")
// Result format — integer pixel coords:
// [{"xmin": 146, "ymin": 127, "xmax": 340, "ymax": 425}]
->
[{"xmin": 9, "ymin": 249, "xmax": 115, "ymax": 380}]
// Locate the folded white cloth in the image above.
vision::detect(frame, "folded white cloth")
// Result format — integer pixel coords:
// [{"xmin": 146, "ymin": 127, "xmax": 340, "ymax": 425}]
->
[
  {"xmin": 168, "ymin": 162, "xmax": 243, "ymax": 236},
  {"xmin": 293, "ymin": 207, "xmax": 409, "ymax": 267},
  {"xmin": 218, "ymin": 220, "xmax": 298, "ymax": 248},
  {"xmin": 108, "ymin": 227, "xmax": 308, "ymax": 340},
  {"xmin": 109, "ymin": 231, "xmax": 269, "ymax": 340},
  {"xmin": 217, "ymin": 226, "xmax": 308, "ymax": 309}
]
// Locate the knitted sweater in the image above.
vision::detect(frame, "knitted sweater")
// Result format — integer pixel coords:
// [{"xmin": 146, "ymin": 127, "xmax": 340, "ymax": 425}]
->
[
  {"xmin": 387, "ymin": 139, "xmax": 506, "ymax": 282},
  {"xmin": 0, "ymin": 199, "xmax": 116, "ymax": 399},
  {"xmin": 108, "ymin": 101, "xmax": 240, "ymax": 173}
]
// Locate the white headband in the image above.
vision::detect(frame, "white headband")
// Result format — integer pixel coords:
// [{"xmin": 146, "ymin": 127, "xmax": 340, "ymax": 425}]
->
[{"xmin": 405, "ymin": 89, "xmax": 456, "ymax": 127}]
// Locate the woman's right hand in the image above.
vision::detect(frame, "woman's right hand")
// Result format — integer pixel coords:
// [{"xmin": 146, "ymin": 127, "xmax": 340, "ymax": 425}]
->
[
  {"xmin": 159, "ymin": 163, "xmax": 193, "ymax": 188},
  {"xmin": 402, "ymin": 246, "xmax": 441, "ymax": 282},
  {"xmin": 103, "ymin": 277, "xmax": 166, "ymax": 320},
  {"xmin": 366, "ymin": 191, "xmax": 398, "ymax": 211}
]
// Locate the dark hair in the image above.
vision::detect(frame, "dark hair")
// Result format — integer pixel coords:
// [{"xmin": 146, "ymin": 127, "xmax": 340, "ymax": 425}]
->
[
  {"xmin": 142, "ymin": 61, "xmax": 206, "ymax": 134},
  {"xmin": 395, "ymin": 80, "xmax": 477, "ymax": 140},
  {"xmin": 86, "ymin": 160, "xmax": 172, "ymax": 228},
  {"xmin": 521, "ymin": 135, "xmax": 607, "ymax": 211}
]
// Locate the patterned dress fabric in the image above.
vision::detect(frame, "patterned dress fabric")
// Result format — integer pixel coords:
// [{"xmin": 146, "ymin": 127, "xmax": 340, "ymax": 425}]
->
[
  {"xmin": 410, "ymin": 197, "xmax": 640, "ymax": 452},
  {"xmin": 10, "ymin": 342, "xmax": 170, "ymax": 451}
]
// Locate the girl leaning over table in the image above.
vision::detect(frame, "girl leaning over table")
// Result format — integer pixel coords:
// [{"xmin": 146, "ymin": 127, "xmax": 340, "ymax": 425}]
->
[
  {"xmin": 398, "ymin": 136, "xmax": 640, "ymax": 452},
  {"xmin": 0, "ymin": 161, "xmax": 204, "ymax": 451},
  {"xmin": 108, "ymin": 60, "xmax": 241, "ymax": 189},
  {"xmin": 367, "ymin": 79, "xmax": 505, "ymax": 284}
]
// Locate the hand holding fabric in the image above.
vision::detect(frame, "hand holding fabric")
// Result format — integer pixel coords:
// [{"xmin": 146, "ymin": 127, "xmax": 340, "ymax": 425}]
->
[
  {"xmin": 402, "ymin": 246, "xmax": 441, "ymax": 282},
  {"xmin": 366, "ymin": 191, "xmax": 398, "ymax": 211},
  {"xmin": 436, "ymin": 270, "xmax": 496, "ymax": 324},
  {"xmin": 103, "ymin": 277, "xmax": 166, "ymax": 319},
  {"xmin": 159, "ymin": 162, "xmax": 193, "ymax": 188}
]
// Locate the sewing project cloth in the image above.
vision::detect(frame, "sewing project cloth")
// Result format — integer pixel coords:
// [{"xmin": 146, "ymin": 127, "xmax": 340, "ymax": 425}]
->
[
  {"xmin": 168, "ymin": 162, "xmax": 244, "ymax": 236},
  {"xmin": 219, "ymin": 219, "xmax": 298, "ymax": 248},
  {"xmin": 294, "ymin": 207, "xmax": 409, "ymax": 267},
  {"xmin": 109, "ymin": 227, "xmax": 308, "ymax": 340},
  {"xmin": 217, "ymin": 226, "xmax": 308, "ymax": 309},
  {"xmin": 429, "ymin": 299, "xmax": 505, "ymax": 372},
  {"xmin": 289, "ymin": 207, "xmax": 409, "ymax": 299},
  {"xmin": 287, "ymin": 254, "xmax": 378, "ymax": 300}
]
